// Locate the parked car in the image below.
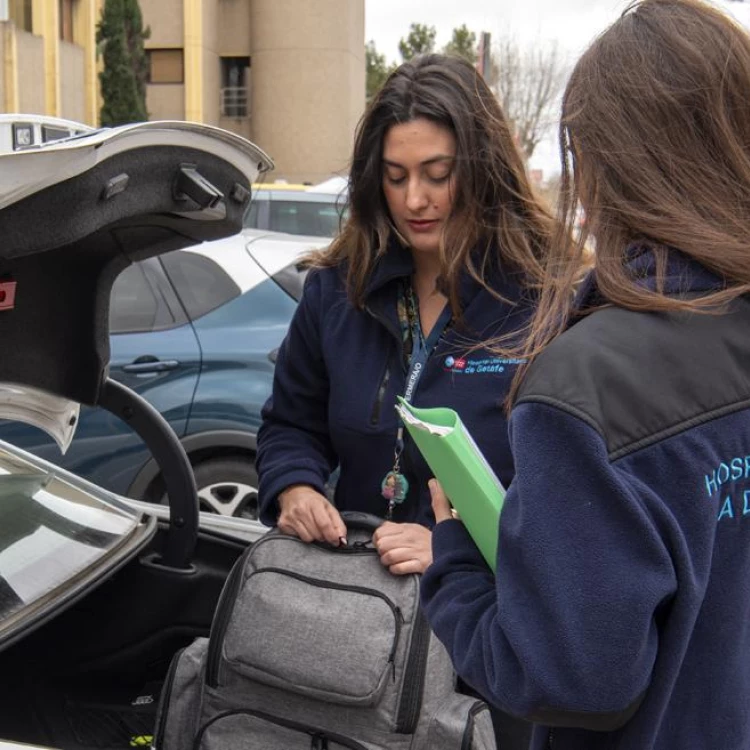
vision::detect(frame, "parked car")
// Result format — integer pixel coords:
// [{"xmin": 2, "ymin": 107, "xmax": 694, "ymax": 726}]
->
[
  {"xmin": 0, "ymin": 120, "xmax": 271, "ymax": 749},
  {"xmin": 0, "ymin": 226, "xmax": 326, "ymax": 530},
  {"xmin": 245, "ymin": 181, "xmax": 347, "ymax": 237}
]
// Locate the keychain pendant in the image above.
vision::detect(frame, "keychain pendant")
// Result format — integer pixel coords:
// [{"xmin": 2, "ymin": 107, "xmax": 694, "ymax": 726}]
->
[{"xmin": 381, "ymin": 470, "xmax": 409, "ymax": 505}]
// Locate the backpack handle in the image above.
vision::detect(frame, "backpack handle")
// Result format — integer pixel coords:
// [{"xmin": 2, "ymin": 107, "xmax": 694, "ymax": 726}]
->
[{"xmin": 340, "ymin": 510, "xmax": 384, "ymax": 533}]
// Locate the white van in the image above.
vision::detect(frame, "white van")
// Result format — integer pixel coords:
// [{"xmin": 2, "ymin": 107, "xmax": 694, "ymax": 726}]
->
[{"xmin": 0, "ymin": 113, "xmax": 94, "ymax": 153}]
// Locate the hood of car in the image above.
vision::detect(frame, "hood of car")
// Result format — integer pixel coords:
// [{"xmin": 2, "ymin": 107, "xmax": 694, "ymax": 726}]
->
[{"xmin": 0, "ymin": 122, "xmax": 272, "ymax": 415}]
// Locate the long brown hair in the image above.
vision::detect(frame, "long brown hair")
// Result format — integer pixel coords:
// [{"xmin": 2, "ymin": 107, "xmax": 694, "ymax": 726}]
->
[
  {"xmin": 308, "ymin": 54, "xmax": 555, "ymax": 315},
  {"xmin": 514, "ymin": 0, "xmax": 750, "ymax": 394}
]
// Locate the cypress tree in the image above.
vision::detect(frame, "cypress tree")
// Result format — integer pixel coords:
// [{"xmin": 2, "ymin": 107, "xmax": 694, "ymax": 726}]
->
[{"xmin": 97, "ymin": 0, "xmax": 150, "ymax": 126}]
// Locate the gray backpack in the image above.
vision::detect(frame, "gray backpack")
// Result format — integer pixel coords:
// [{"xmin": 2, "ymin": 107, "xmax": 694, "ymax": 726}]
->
[{"xmin": 153, "ymin": 512, "xmax": 496, "ymax": 750}]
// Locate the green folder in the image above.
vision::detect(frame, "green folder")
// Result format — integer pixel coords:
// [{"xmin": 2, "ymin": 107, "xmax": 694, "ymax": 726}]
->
[{"xmin": 396, "ymin": 397, "xmax": 504, "ymax": 572}]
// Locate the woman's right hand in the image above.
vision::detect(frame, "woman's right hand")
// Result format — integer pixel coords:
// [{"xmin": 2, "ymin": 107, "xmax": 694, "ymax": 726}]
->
[{"xmin": 277, "ymin": 484, "xmax": 347, "ymax": 545}]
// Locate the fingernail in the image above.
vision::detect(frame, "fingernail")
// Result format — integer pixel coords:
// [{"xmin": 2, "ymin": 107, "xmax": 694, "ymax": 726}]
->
[
  {"xmin": 339, "ymin": 536, "xmax": 347, "ymax": 547},
  {"xmin": 428, "ymin": 479, "xmax": 436, "ymax": 492}
]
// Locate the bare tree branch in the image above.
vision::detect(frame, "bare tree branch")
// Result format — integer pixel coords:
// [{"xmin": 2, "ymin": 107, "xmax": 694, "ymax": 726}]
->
[{"xmin": 487, "ymin": 38, "xmax": 568, "ymax": 160}]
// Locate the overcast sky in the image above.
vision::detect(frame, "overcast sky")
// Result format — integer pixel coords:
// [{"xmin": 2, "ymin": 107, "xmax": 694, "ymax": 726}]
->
[{"xmin": 365, "ymin": 0, "xmax": 750, "ymax": 176}]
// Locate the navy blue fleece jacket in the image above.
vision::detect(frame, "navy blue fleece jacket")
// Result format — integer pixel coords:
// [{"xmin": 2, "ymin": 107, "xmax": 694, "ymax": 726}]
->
[
  {"xmin": 256, "ymin": 243, "xmax": 533, "ymax": 527},
  {"xmin": 421, "ymin": 252, "xmax": 750, "ymax": 750}
]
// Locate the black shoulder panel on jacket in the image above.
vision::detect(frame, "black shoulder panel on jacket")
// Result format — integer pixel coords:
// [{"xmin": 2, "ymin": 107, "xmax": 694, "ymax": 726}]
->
[{"xmin": 516, "ymin": 298, "xmax": 750, "ymax": 460}]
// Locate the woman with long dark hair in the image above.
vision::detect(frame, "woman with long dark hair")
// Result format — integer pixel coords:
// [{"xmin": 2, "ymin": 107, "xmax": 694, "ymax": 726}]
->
[
  {"xmin": 257, "ymin": 53, "xmax": 557, "ymax": 748},
  {"xmin": 422, "ymin": 2, "xmax": 750, "ymax": 748}
]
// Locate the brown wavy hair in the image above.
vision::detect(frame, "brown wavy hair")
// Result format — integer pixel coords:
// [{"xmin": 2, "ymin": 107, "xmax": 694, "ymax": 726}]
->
[
  {"xmin": 512, "ymin": 0, "xmax": 750, "ymax": 397},
  {"xmin": 307, "ymin": 54, "xmax": 556, "ymax": 316}
]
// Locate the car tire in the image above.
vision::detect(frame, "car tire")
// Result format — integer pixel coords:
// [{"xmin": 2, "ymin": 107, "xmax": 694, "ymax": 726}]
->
[{"xmin": 192, "ymin": 458, "xmax": 259, "ymax": 519}]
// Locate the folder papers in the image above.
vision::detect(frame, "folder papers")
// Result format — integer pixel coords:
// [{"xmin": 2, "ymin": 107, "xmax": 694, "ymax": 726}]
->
[{"xmin": 395, "ymin": 397, "xmax": 504, "ymax": 572}]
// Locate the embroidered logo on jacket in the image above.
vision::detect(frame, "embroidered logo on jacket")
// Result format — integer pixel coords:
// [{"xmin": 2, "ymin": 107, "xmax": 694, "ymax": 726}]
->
[{"xmin": 443, "ymin": 356, "xmax": 526, "ymax": 374}]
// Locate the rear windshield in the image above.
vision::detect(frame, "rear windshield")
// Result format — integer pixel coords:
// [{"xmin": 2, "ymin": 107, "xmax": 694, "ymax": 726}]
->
[{"xmin": 0, "ymin": 447, "xmax": 141, "ymax": 631}]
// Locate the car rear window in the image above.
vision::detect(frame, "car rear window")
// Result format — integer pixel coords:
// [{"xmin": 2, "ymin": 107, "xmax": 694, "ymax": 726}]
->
[
  {"xmin": 0, "ymin": 448, "xmax": 142, "ymax": 632},
  {"xmin": 160, "ymin": 250, "xmax": 241, "ymax": 321},
  {"xmin": 268, "ymin": 201, "xmax": 344, "ymax": 237}
]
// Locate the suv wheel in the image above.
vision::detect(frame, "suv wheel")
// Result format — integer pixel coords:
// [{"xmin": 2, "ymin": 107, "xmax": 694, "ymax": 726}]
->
[{"xmin": 193, "ymin": 458, "xmax": 259, "ymax": 519}]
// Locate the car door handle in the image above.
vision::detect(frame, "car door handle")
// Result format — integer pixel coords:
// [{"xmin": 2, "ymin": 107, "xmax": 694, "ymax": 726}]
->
[{"xmin": 122, "ymin": 358, "xmax": 180, "ymax": 374}]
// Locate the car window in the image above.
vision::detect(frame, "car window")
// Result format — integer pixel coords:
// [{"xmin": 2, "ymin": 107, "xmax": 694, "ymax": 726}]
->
[
  {"xmin": 244, "ymin": 199, "xmax": 260, "ymax": 229},
  {"xmin": 160, "ymin": 250, "xmax": 241, "ymax": 321},
  {"xmin": 0, "ymin": 447, "xmax": 141, "ymax": 631},
  {"xmin": 110, "ymin": 260, "xmax": 184, "ymax": 335},
  {"xmin": 268, "ymin": 200, "xmax": 343, "ymax": 237}
]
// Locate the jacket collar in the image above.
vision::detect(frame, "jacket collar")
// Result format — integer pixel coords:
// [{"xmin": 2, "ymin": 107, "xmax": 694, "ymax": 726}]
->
[
  {"xmin": 364, "ymin": 238, "xmax": 526, "ymax": 310},
  {"xmin": 364, "ymin": 240, "xmax": 414, "ymax": 298},
  {"xmin": 574, "ymin": 246, "xmax": 726, "ymax": 312}
]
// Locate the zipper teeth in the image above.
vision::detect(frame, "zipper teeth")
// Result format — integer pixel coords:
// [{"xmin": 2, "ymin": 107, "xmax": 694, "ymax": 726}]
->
[
  {"xmin": 154, "ymin": 646, "xmax": 186, "ymax": 747},
  {"xmin": 205, "ymin": 546, "xmax": 252, "ymax": 687},
  {"xmin": 194, "ymin": 707, "xmax": 370, "ymax": 750},
  {"xmin": 370, "ymin": 363, "xmax": 391, "ymax": 425},
  {"xmin": 395, "ymin": 606, "xmax": 430, "ymax": 733}
]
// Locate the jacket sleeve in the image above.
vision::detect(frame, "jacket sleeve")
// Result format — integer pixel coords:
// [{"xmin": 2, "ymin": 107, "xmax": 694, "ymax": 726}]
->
[
  {"xmin": 420, "ymin": 401, "xmax": 677, "ymax": 730},
  {"xmin": 256, "ymin": 270, "xmax": 338, "ymax": 526}
]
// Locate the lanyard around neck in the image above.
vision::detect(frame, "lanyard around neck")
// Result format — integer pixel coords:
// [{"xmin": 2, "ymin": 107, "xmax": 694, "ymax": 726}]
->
[
  {"xmin": 402, "ymin": 303, "xmax": 452, "ymax": 403},
  {"xmin": 394, "ymin": 300, "xmax": 452, "ymax": 461}
]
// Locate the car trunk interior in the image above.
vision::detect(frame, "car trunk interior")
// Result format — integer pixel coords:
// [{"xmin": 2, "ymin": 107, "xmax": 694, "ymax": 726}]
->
[{"xmin": 0, "ymin": 522, "xmax": 245, "ymax": 748}]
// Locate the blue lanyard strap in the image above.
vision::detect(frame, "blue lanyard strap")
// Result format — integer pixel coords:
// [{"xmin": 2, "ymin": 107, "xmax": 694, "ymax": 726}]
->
[{"xmin": 394, "ymin": 301, "xmax": 452, "ymax": 462}]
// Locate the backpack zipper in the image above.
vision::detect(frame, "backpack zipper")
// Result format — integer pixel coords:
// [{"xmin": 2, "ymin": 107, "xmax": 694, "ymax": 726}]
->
[
  {"xmin": 205, "ymin": 545, "xmax": 253, "ymax": 687},
  {"xmin": 394, "ymin": 606, "xmax": 431, "ymax": 733},
  {"xmin": 153, "ymin": 645, "xmax": 186, "ymax": 748},
  {"xmin": 194, "ymin": 708, "xmax": 370, "ymax": 749},
  {"xmin": 461, "ymin": 701, "xmax": 489, "ymax": 750}
]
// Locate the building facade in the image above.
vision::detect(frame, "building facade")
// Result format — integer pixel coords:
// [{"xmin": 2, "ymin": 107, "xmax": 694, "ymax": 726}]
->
[
  {"xmin": 0, "ymin": 0, "xmax": 100, "ymax": 124},
  {"xmin": 0, "ymin": 0, "xmax": 365, "ymax": 184}
]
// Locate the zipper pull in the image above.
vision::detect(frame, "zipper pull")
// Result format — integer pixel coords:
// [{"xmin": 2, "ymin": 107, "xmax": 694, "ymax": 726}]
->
[{"xmin": 311, "ymin": 734, "xmax": 328, "ymax": 750}]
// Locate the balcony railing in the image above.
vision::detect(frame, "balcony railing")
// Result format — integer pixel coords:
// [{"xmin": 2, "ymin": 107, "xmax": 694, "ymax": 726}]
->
[{"xmin": 220, "ymin": 87, "xmax": 249, "ymax": 118}]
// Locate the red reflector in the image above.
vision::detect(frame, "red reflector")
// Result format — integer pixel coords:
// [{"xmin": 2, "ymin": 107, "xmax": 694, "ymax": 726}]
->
[{"xmin": 0, "ymin": 281, "xmax": 17, "ymax": 311}]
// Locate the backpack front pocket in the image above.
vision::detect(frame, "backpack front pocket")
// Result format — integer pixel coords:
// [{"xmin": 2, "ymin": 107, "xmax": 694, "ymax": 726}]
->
[
  {"xmin": 220, "ymin": 568, "xmax": 401, "ymax": 706},
  {"xmin": 196, "ymin": 709, "xmax": 371, "ymax": 750}
]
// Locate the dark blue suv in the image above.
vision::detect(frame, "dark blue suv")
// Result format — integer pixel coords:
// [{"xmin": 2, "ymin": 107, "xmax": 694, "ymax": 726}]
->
[{"xmin": 0, "ymin": 228, "xmax": 324, "ymax": 524}]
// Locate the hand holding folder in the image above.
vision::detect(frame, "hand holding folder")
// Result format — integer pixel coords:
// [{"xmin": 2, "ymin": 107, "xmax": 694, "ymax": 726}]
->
[{"xmin": 395, "ymin": 397, "xmax": 505, "ymax": 572}]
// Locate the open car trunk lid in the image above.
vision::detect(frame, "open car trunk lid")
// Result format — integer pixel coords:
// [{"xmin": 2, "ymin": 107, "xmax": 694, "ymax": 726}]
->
[{"xmin": 0, "ymin": 121, "xmax": 272, "ymax": 409}]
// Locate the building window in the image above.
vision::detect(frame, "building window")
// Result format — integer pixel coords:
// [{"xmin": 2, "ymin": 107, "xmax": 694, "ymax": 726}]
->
[
  {"xmin": 59, "ymin": 0, "xmax": 73, "ymax": 42},
  {"xmin": 8, "ymin": 0, "xmax": 32, "ymax": 32},
  {"xmin": 147, "ymin": 48, "xmax": 184, "ymax": 84},
  {"xmin": 220, "ymin": 56, "xmax": 250, "ymax": 117}
]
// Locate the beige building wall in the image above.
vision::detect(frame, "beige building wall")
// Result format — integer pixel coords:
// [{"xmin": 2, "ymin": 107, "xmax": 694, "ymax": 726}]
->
[
  {"xmin": 59, "ymin": 40, "xmax": 86, "ymax": 121},
  {"xmin": 15, "ymin": 29, "xmax": 45, "ymax": 114},
  {"xmin": 145, "ymin": 84, "xmax": 185, "ymax": 121},
  {"xmin": 201, "ymin": 0, "xmax": 220, "ymax": 126},
  {"xmin": 250, "ymin": 0, "xmax": 365, "ymax": 183},
  {"xmin": 142, "ymin": 0, "xmax": 184, "ymax": 46},
  {"xmin": 0, "ymin": 25, "xmax": 7, "ymax": 111},
  {"xmin": 218, "ymin": 0, "xmax": 251, "ymax": 58},
  {"xmin": 141, "ymin": 0, "xmax": 186, "ymax": 121},
  {"xmin": 217, "ymin": 0, "xmax": 252, "ymax": 142}
]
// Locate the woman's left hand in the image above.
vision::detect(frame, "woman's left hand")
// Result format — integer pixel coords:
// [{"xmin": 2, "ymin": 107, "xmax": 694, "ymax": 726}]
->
[
  {"xmin": 428, "ymin": 478, "xmax": 453, "ymax": 523},
  {"xmin": 373, "ymin": 522, "xmax": 432, "ymax": 575}
]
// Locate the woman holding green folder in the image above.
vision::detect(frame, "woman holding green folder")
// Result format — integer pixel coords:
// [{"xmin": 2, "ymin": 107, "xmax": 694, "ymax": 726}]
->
[
  {"xmin": 256, "ymin": 53, "xmax": 558, "ymax": 749},
  {"xmin": 422, "ymin": 1, "xmax": 750, "ymax": 748}
]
